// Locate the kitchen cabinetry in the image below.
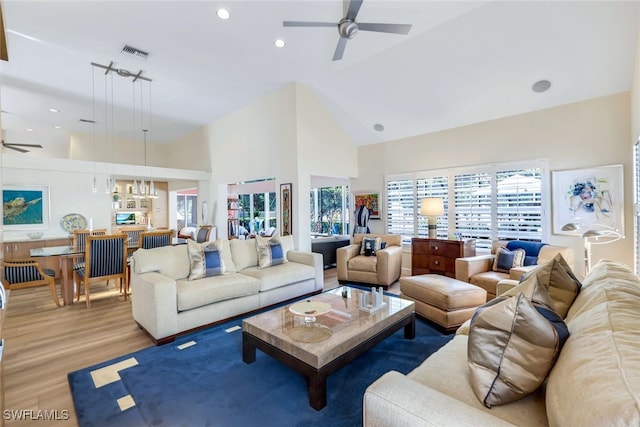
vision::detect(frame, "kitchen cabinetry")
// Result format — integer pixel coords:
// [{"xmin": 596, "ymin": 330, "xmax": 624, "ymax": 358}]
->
[
  {"xmin": 110, "ymin": 180, "xmax": 168, "ymax": 229},
  {"xmin": 411, "ymin": 238, "xmax": 476, "ymax": 277}
]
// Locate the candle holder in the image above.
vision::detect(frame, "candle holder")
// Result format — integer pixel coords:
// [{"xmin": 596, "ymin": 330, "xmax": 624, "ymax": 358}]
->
[{"xmin": 358, "ymin": 287, "xmax": 387, "ymax": 314}]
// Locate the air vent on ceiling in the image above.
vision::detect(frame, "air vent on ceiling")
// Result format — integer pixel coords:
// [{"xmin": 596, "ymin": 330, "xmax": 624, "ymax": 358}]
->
[
  {"xmin": 121, "ymin": 45, "xmax": 149, "ymax": 60},
  {"xmin": 79, "ymin": 118, "xmax": 96, "ymax": 124}
]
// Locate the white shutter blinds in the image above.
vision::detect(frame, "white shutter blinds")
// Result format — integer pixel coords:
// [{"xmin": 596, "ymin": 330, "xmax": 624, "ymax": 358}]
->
[
  {"xmin": 386, "ymin": 178, "xmax": 415, "ymax": 245},
  {"xmin": 495, "ymin": 168, "xmax": 542, "ymax": 242},
  {"xmin": 454, "ymin": 172, "xmax": 492, "ymax": 250},
  {"xmin": 417, "ymin": 176, "xmax": 448, "ymax": 238}
]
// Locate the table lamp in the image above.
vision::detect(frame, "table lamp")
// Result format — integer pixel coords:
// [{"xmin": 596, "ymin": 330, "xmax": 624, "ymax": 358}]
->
[{"xmin": 421, "ymin": 198, "xmax": 444, "ymax": 239}]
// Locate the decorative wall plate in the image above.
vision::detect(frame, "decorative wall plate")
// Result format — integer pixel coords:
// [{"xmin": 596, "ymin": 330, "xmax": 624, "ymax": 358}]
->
[{"xmin": 60, "ymin": 213, "xmax": 87, "ymax": 233}]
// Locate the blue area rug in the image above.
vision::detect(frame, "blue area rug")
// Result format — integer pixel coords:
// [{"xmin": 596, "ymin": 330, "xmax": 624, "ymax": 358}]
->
[{"xmin": 69, "ymin": 301, "xmax": 452, "ymax": 427}]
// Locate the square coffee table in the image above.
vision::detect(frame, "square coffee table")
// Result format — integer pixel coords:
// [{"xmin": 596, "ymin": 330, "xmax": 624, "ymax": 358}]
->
[{"xmin": 242, "ymin": 287, "xmax": 415, "ymax": 410}]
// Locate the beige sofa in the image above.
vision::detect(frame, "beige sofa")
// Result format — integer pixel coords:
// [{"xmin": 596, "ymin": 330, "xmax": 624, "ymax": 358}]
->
[
  {"xmin": 336, "ymin": 234, "xmax": 402, "ymax": 289},
  {"xmin": 455, "ymin": 240, "xmax": 574, "ymax": 300},
  {"xmin": 363, "ymin": 260, "xmax": 640, "ymax": 426},
  {"xmin": 130, "ymin": 235, "xmax": 323, "ymax": 344}
]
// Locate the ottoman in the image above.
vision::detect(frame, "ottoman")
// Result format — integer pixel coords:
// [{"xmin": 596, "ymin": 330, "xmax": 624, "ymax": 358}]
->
[{"xmin": 399, "ymin": 274, "xmax": 487, "ymax": 332}]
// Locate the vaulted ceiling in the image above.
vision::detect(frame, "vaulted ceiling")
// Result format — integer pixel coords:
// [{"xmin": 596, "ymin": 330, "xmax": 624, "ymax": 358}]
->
[{"xmin": 0, "ymin": 1, "xmax": 638, "ymax": 158}]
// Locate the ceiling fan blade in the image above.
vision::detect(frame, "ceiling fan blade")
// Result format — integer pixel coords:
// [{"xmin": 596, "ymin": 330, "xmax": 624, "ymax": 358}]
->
[
  {"xmin": 345, "ymin": 0, "xmax": 364, "ymax": 21},
  {"xmin": 0, "ymin": 1, "xmax": 7, "ymax": 61},
  {"xmin": 332, "ymin": 37, "xmax": 348, "ymax": 61},
  {"xmin": 358, "ymin": 23, "xmax": 412, "ymax": 35},
  {"xmin": 283, "ymin": 21, "xmax": 336, "ymax": 28},
  {"xmin": 4, "ymin": 143, "xmax": 43, "ymax": 148},
  {"xmin": 3, "ymin": 145, "xmax": 29, "ymax": 153}
]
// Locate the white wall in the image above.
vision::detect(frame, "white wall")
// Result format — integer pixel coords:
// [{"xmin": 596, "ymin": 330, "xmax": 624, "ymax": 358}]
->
[
  {"xmin": 2, "ymin": 156, "xmax": 209, "ymax": 241},
  {"xmin": 204, "ymin": 83, "xmax": 359, "ymax": 250},
  {"xmin": 356, "ymin": 93, "xmax": 632, "ymax": 278}
]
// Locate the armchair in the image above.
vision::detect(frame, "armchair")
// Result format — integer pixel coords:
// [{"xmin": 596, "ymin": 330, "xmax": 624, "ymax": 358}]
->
[
  {"xmin": 455, "ymin": 240, "xmax": 574, "ymax": 300},
  {"xmin": 337, "ymin": 234, "xmax": 403, "ymax": 289}
]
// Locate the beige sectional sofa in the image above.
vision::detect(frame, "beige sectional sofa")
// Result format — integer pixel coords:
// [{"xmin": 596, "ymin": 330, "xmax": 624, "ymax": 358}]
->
[
  {"xmin": 130, "ymin": 235, "xmax": 323, "ymax": 344},
  {"xmin": 364, "ymin": 260, "xmax": 640, "ymax": 426}
]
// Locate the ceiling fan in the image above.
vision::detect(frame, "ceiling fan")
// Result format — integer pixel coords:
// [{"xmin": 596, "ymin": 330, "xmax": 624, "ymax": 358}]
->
[
  {"xmin": 283, "ymin": 0, "xmax": 412, "ymax": 61},
  {"xmin": 1, "ymin": 140, "xmax": 42, "ymax": 153},
  {"xmin": 0, "ymin": 1, "xmax": 7, "ymax": 61}
]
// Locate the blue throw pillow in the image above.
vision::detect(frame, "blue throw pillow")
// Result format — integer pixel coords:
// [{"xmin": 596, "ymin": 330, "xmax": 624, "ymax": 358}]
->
[
  {"xmin": 493, "ymin": 247, "xmax": 526, "ymax": 273},
  {"xmin": 360, "ymin": 237, "xmax": 382, "ymax": 256},
  {"xmin": 204, "ymin": 248, "xmax": 223, "ymax": 277},
  {"xmin": 506, "ymin": 241, "xmax": 547, "ymax": 266}
]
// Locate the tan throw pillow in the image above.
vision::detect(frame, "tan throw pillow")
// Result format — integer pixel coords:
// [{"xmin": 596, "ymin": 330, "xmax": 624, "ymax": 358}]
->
[
  {"xmin": 492, "ymin": 247, "xmax": 525, "ymax": 273},
  {"xmin": 518, "ymin": 253, "xmax": 581, "ymax": 318},
  {"xmin": 468, "ymin": 290, "xmax": 569, "ymax": 408}
]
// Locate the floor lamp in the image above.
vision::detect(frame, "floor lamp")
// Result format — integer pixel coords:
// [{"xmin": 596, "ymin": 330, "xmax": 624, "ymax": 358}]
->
[
  {"xmin": 561, "ymin": 223, "xmax": 624, "ymax": 274},
  {"xmin": 421, "ymin": 198, "xmax": 444, "ymax": 239}
]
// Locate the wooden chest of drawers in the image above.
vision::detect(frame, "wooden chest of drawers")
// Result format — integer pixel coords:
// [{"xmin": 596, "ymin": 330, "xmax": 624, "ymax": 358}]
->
[{"xmin": 411, "ymin": 238, "xmax": 476, "ymax": 277}]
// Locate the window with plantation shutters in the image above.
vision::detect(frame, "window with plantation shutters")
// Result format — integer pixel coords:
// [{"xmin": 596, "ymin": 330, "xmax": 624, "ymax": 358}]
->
[
  {"xmin": 454, "ymin": 172, "xmax": 492, "ymax": 250},
  {"xmin": 634, "ymin": 141, "xmax": 640, "ymax": 274},
  {"xmin": 386, "ymin": 178, "xmax": 415, "ymax": 245},
  {"xmin": 386, "ymin": 160, "xmax": 547, "ymax": 249},
  {"xmin": 417, "ymin": 176, "xmax": 448, "ymax": 239},
  {"xmin": 496, "ymin": 168, "xmax": 542, "ymax": 242}
]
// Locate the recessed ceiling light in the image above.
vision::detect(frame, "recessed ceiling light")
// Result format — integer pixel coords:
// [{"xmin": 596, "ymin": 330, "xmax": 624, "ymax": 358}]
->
[
  {"xmin": 373, "ymin": 123, "xmax": 385, "ymax": 132},
  {"xmin": 26, "ymin": 128, "xmax": 34, "ymax": 132},
  {"xmin": 532, "ymin": 80, "xmax": 551, "ymax": 93},
  {"xmin": 274, "ymin": 39, "xmax": 285, "ymax": 48},
  {"xmin": 54, "ymin": 125, "xmax": 62, "ymax": 129},
  {"xmin": 217, "ymin": 8, "xmax": 230, "ymax": 20},
  {"xmin": 48, "ymin": 108, "xmax": 59, "ymax": 113}
]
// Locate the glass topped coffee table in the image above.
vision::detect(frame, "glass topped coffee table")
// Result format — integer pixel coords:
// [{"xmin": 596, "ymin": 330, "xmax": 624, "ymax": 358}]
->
[{"xmin": 242, "ymin": 287, "xmax": 415, "ymax": 410}]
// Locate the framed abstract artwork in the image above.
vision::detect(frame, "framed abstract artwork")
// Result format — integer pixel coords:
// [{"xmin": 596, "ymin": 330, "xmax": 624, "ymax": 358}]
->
[
  {"xmin": 354, "ymin": 192, "xmax": 381, "ymax": 219},
  {"xmin": 552, "ymin": 164, "xmax": 624, "ymax": 235},
  {"xmin": 280, "ymin": 183, "xmax": 292, "ymax": 236},
  {"xmin": 2, "ymin": 185, "xmax": 51, "ymax": 230}
]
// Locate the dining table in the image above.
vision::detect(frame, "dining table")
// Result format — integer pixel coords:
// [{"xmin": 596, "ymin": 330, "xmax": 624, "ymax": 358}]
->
[
  {"xmin": 30, "ymin": 237, "xmax": 188, "ymax": 305},
  {"xmin": 30, "ymin": 245, "xmax": 82, "ymax": 306}
]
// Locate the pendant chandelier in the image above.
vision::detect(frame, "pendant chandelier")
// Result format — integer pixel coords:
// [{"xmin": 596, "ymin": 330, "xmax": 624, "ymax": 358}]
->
[{"xmin": 90, "ymin": 61, "xmax": 153, "ymax": 196}]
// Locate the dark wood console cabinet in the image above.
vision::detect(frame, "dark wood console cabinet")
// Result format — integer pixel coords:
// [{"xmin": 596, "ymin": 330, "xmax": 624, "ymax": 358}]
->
[{"xmin": 411, "ymin": 238, "xmax": 476, "ymax": 277}]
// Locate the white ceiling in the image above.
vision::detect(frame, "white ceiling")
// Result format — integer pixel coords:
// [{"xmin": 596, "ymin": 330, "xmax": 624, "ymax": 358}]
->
[{"xmin": 0, "ymin": 0, "xmax": 638, "ymax": 157}]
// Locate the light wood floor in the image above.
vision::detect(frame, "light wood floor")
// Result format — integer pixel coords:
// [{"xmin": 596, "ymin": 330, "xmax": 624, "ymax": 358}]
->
[{"xmin": 2, "ymin": 268, "xmax": 399, "ymax": 426}]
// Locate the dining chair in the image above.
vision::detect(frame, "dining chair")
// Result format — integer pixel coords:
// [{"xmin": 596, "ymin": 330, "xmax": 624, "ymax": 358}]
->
[
  {"xmin": 138, "ymin": 229, "xmax": 174, "ymax": 249},
  {"xmin": 195, "ymin": 225, "xmax": 213, "ymax": 243},
  {"xmin": 117, "ymin": 226, "xmax": 147, "ymax": 256},
  {"xmin": 2, "ymin": 259, "xmax": 61, "ymax": 307},
  {"xmin": 72, "ymin": 228, "xmax": 108, "ymax": 291},
  {"xmin": 74, "ymin": 234, "xmax": 127, "ymax": 308}
]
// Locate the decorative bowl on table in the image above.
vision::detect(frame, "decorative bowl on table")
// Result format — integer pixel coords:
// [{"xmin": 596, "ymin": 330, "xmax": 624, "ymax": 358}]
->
[{"xmin": 27, "ymin": 232, "xmax": 44, "ymax": 239}]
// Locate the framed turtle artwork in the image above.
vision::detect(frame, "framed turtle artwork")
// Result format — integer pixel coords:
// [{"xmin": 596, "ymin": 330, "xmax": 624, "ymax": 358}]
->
[{"xmin": 2, "ymin": 185, "xmax": 50, "ymax": 230}]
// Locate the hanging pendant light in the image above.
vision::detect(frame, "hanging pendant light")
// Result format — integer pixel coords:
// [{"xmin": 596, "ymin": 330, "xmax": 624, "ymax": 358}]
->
[
  {"xmin": 132, "ymin": 179, "xmax": 139, "ymax": 198},
  {"xmin": 91, "ymin": 66, "xmax": 98, "ymax": 193}
]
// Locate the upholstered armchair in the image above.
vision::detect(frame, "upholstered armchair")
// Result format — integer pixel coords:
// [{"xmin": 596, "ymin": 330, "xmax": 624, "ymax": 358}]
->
[
  {"xmin": 455, "ymin": 240, "xmax": 575, "ymax": 300},
  {"xmin": 337, "ymin": 234, "xmax": 403, "ymax": 289}
]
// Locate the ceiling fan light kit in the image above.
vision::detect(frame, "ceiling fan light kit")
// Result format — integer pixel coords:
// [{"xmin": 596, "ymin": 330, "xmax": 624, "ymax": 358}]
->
[{"xmin": 283, "ymin": 0, "xmax": 411, "ymax": 61}]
